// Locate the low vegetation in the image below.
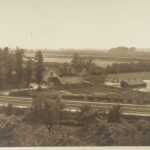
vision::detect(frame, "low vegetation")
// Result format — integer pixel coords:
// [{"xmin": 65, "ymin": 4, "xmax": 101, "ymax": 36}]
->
[{"xmin": 0, "ymin": 95, "xmax": 149, "ymax": 146}]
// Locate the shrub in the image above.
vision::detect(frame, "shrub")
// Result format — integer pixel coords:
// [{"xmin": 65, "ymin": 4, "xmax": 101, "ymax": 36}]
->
[{"xmin": 107, "ymin": 105, "xmax": 122, "ymax": 123}]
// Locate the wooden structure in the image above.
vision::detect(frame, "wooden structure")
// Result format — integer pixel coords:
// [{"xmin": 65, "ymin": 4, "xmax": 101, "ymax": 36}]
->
[{"xmin": 121, "ymin": 79, "xmax": 146, "ymax": 88}]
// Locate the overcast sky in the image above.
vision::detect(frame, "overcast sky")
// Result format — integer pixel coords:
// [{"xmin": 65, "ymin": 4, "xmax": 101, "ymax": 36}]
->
[{"xmin": 0, "ymin": 0, "xmax": 150, "ymax": 49}]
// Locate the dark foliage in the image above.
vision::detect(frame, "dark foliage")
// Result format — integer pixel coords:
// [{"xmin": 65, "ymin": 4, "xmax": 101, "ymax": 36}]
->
[
  {"xmin": 24, "ymin": 91, "xmax": 65, "ymax": 129},
  {"xmin": 106, "ymin": 61, "xmax": 150, "ymax": 74},
  {"xmin": 58, "ymin": 52, "xmax": 104, "ymax": 76},
  {"xmin": 107, "ymin": 105, "xmax": 122, "ymax": 123},
  {"xmin": 35, "ymin": 51, "xmax": 44, "ymax": 85}
]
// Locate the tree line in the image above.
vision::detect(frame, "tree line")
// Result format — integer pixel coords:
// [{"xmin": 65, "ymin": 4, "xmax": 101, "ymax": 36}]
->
[{"xmin": 106, "ymin": 61, "xmax": 150, "ymax": 74}]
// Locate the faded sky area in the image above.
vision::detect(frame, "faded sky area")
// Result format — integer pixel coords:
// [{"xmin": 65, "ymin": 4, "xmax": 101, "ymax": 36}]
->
[{"xmin": 0, "ymin": 0, "xmax": 150, "ymax": 49}]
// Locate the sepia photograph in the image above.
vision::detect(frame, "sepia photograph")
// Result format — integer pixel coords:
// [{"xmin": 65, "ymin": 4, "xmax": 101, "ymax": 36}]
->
[{"xmin": 0, "ymin": 0, "xmax": 150, "ymax": 148}]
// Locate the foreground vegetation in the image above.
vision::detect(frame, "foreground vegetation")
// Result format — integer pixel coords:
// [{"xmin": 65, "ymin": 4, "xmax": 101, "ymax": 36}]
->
[
  {"xmin": 1, "ymin": 47, "xmax": 150, "ymax": 146},
  {"xmin": 0, "ymin": 92, "xmax": 149, "ymax": 146}
]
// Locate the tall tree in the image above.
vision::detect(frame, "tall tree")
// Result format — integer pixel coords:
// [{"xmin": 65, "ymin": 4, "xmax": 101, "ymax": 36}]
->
[
  {"xmin": 107, "ymin": 105, "xmax": 122, "ymax": 123},
  {"xmin": 71, "ymin": 52, "xmax": 81, "ymax": 74},
  {"xmin": 5, "ymin": 53, "xmax": 14, "ymax": 89},
  {"xmin": 25, "ymin": 59, "xmax": 33, "ymax": 86},
  {"xmin": 35, "ymin": 51, "xmax": 44, "ymax": 86},
  {"xmin": 2, "ymin": 48, "xmax": 14, "ymax": 89},
  {"xmin": 59, "ymin": 62, "xmax": 69, "ymax": 76},
  {"xmin": 0, "ymin": 49, "xmax": 4, "ymax": 89},
  {"xmin": 15, "ymin": 49, "xmax": 24, "ymax": 87}
]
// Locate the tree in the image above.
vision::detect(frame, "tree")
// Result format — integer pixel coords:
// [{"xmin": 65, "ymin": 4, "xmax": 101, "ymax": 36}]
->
[
  {"xmin": 25, "ymin": 59, "xmax": 33, "ymax": 86},
  {"xmin": 15, "ymin": 49, "xmax": 24, "ymax": 87},
  {"xmin": 58, "ymin": 62, "xmax": 69, "ymax": 76},
  {"xmin": 71, "ymin": 52, "xmax": 81, "ymax": 74},
  {"xmin": 35, "ymin": 51, "xmax": 44, "ymax": 86},
  {"xmin": 0, "ymin": 49, "xmax": 5, "ymax": 89},
  {"xmin": 107, "ymin": 105, "xmax": 122, "ymax": 123},
  {"xmin": 5, "ymin": 53, "xmax": 14, "ymax": 89},
  {"xmin": 70, "ymin": 53, "xmax": 101, "ymax": 75}
]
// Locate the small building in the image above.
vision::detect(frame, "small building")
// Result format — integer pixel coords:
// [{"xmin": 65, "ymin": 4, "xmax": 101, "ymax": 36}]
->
[{"xmin": 120, "ymin": 79, "xmax": 146, "ymax": 88}]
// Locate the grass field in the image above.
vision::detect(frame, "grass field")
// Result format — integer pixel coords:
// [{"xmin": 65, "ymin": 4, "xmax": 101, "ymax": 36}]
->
[{"xmin": 107, "ymin": 72, "xmax": 150, "ymax": 80}]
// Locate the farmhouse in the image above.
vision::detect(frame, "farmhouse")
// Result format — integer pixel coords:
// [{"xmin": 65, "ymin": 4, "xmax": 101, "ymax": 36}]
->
[
  {"xmin": 120, "ymin": 79, "xmax": 146, "ymax": 88},
  {"xmin": 42, "ymin": 69, "xmax": 86, "ymax": 87}
]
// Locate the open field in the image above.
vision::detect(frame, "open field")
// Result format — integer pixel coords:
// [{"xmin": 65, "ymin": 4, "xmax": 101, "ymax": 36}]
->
[{"xmin": 107, "ymin": 72, "xmax": 150, "ymax": 80}]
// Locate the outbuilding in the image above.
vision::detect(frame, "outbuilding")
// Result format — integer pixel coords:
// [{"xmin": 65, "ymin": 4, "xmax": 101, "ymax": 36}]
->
[{"xmin": 120, "ymin": 79, "xmax": 146, "ymax": 88}]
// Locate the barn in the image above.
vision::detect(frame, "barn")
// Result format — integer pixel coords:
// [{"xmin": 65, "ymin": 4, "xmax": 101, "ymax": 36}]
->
[
  {"xmin": 120, "ymin": 79, "xmax": 146, "ymax": 88},
  {"xmin": 42, "ymin": 69, "xmax": 86, "ymax": 87}
]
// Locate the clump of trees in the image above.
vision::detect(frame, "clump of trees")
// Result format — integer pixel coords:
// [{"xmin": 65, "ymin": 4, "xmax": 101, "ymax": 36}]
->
[
  {"xmin": 59, "ymin": 53, "xmax": 104, "ymax": 76},
  {"xmin": 0, "ymin": 47, "xmax": 15, "ymax": 89},
  {"xmin": 24, "ymin": 91, "xmax": 65, "ymax": 131},
  {"xmin": 0, "ymin": 47, "xmax": 44, "ymax": 90}
]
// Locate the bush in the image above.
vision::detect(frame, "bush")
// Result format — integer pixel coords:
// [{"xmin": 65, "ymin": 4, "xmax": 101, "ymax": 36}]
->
[
  {"xmin": 107, "ymin": 105, "xmax": 122, "ymax": 123},
  {"xmin": 1, "ymin": 103, "xmax": 13, "ymax": 116},
  {"xmin": 0, "ymin": 104, "xmax": 26, "ymax": 116}
]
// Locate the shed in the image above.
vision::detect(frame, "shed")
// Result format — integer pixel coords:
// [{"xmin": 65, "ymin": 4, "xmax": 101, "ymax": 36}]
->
[{"xmin": 120, "ymin": 79, "xmax": 146, "ymax": 88}]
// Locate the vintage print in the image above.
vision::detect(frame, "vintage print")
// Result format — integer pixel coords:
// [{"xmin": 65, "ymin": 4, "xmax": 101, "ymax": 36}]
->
[{"xmin": 0, "ymin": 0, "xmax": 150, "ymax": 147}]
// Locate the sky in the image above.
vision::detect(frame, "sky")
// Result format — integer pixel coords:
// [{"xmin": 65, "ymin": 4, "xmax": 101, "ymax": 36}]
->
[{"xmin": 0, "ymin": 0, "xmax": 150, "ymax": 49}]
